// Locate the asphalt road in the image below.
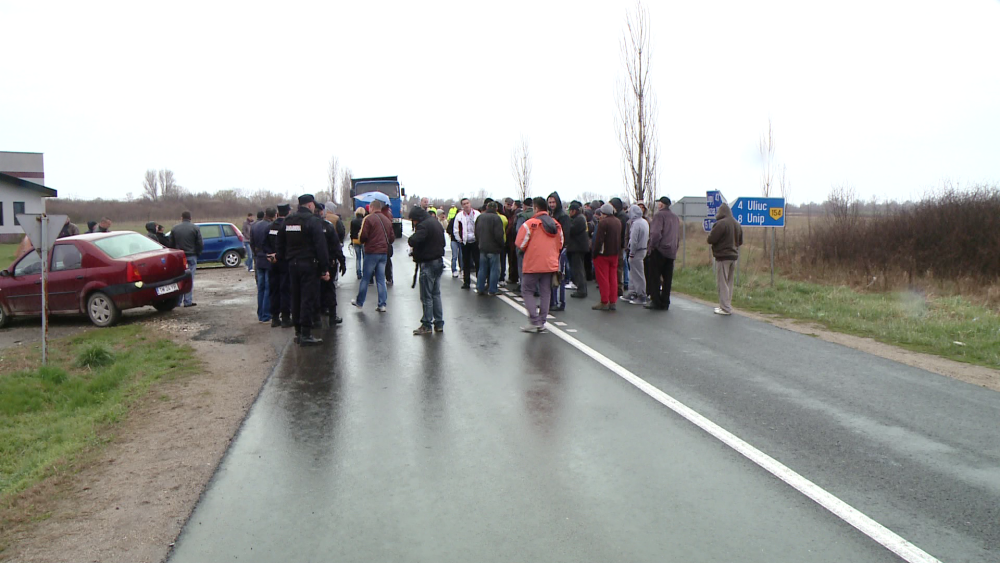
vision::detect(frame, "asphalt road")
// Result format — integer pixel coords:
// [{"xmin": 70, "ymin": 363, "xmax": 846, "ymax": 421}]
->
[{"xmin": 168, "ymin": 240, "xmax": 1000, "ymax": 563}]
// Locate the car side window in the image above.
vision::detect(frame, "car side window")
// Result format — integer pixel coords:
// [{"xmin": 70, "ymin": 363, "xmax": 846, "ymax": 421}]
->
[
  {"xmin": 222, "ymin": 224, "xmax": 236, "ymax": 237},
  {"xmin": 199, "ymin": 225, "xmax": 222, "ymax": 239},
  {"xmin": 51, "ymin": 244, "xmax": 83, "ymax": 272},
  {"xmin": 13, "ymin": 252, "xmax": 41, "ymax": 277}
]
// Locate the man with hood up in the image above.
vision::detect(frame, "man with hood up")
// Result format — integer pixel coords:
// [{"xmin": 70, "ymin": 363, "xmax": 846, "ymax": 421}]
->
[
  {"xmin": 515, "ymin": 196, "xmax": 564, "ymax": 333},
  {"xmin": 706, "ymin": 201, "xmax": 743, "ymax": 315},
  {"xmin": 626, "ymin": 204, "xmax": 650, "ymax": 305},
  {"xmin": 646, "ymin": 197, "xmax": 681, "ymax": 311},
  {"xmin": 145, "ymin": 221, "xmax": 168, "ymax": 246},
  {"xmin": 407, "ymin": 205, "xmax": 446, "ymax": 335},
  {"xmin": 566, "ymin": 201, "xmax": 590, "ymax": 298},
  {"xmin": 547, "ymin": 192, "xmax": 571, "ymax": 311}
]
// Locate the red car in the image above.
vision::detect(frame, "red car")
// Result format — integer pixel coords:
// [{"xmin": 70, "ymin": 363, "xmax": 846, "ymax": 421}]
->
[{"xmin": 0, "ymin": 232, "xmax": 193, "ymax": 328}]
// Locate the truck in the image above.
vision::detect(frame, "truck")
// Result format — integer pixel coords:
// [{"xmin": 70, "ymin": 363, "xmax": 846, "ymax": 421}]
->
[{"xmin": 351, "ymin": 176, "xmax": 405, "ymax": 238}]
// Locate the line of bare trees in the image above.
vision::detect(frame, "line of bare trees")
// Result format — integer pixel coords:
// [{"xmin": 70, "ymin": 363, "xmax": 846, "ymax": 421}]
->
[{"xmin": 141, "ymin": 169, "xmax": 184, "ymax": 201}]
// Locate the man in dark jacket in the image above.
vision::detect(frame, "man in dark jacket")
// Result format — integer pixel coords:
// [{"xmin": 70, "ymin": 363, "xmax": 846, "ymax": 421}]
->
[
  {"xmin": 408, "ymin": 206, "xmax": 446, "ymax": 335},
  {"xmin": 592, "ymin": 203, "xmax": 622, "ymax": 310},
  {"xmin": 645, "ymin": 197, "xmax": 680, "ymax": 311},
  {"xmin": 318, "ymin": 203, "xmax": 347, "ymax": 328},
  {"xmin": 250, "ymin": 208, "xmax": 275, "ymax": 322},
  {"xmin": 566, "ymin": 201, "xmax": 590, "ymax": 298},
  {"xmin": 145, "ymin": 221, "xmax": 168, "ymax": 245},
  {"xmin": 349, "ymin": 207, "xmax": 366, "ymax": 279},
  {"xmin": 502, "ymin": 197, "xmax": 518, "ymax": 285},
  {"xmin": 242, "ymin": 213, "xmax": 255, "ymax": 272},
  {"xmin": 265, "ymin": 204, "xmax": 293, "ymax": 327},
  {"xmin": 168, "ymin": 211, "xmax": 203, "ymax": 308},
  {"xmin": 474, "ymin": 201, "xmax": 506, "ymax": 296},
  {"xmin": 707, "ymin": 201, "xmax": 743, "ymax": 316},
  {"xmin": 277, "ymin": 194, "xmax": 330, "ymax": 346},
  {"xmin": 547, "ymin": 192, "xmax": 571, "ymax": 310}
]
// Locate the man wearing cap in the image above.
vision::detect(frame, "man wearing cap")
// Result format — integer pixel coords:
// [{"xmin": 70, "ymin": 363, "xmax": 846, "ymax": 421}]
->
[
  {"xmin": 645, "ymin": 196, "xmax": 680, "ymax": 311},
  {"xmin": 278, "ymin": 195, "xmax": 330, "ymax": 346},
  {"xmin": 265, "ymin": 203, "xmax": 293, "ymax": 327}
]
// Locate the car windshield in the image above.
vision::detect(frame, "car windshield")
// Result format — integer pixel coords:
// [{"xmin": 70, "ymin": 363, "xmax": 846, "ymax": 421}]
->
[{"xmin": 93, "ymin": 233, "xmax": 163, "ymax": 259}]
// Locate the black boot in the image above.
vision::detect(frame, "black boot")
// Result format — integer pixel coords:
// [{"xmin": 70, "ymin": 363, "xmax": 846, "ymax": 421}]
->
[
  {"xmin": 281, "ymin": 315, "xmax": 293, "ymax": 328},
  {"xmin": 294, "ymin": 326, "xmax": 301, "ymax": 344},
  {"xmin": 329, "ymin": 307, "xmax": 343, "ymax": 327},
  {"xmin": 299, "ymin": 326, "xmax": 322, "ymax": 346},
  {"xmin": 270, "ymin": 317, "xmax": 281, "ymax": 328}
]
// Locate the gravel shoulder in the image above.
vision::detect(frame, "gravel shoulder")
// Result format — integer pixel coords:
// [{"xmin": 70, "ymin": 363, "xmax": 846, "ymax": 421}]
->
[{"xmin": 2, "ymin": 266, "xmax": 292, "ymax": 563}]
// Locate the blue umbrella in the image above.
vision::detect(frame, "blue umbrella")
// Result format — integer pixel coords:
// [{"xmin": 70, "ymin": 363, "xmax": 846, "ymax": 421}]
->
[{"xmin": 354, "ymin": 191, "xmax": 391, "ymax": 204}]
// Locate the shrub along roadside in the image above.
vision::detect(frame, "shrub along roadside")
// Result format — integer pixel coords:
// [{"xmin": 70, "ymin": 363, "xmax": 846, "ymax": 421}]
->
[
  {"xmin": 673, "ymin": 265, "xmax": 1000, "ymax": 369},
  {"xmin": 0, "ymin": 325, "xmax": 198, "ymax": 509}
]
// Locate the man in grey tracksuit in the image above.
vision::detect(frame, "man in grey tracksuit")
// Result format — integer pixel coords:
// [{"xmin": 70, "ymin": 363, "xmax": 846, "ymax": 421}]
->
[{"xmin": 626, "ymin": 204, "xmax": 649, "ymax": 305}]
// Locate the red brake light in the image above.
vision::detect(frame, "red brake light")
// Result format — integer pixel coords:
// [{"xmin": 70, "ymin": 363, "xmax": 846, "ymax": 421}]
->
[
  {"xmin": 126, "ymin": 261, "xmax": 142, "ymax": 283},
  {"xmin": 182, "ymin": 255, "xmax": 189, "ymax": 270}
]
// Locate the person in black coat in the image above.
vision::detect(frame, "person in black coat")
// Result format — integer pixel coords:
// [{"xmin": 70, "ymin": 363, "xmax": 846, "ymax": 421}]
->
[
  {"xmin": 566, "ymin": 201, "xmax": 590, "ymax": 298},
  {"xmin": 408, "ymin": 206, "xmax": 446, "ymax": 334},
  {"xmin": 277, "ymin": 194, "xmax": 329, "ymax": 346}
]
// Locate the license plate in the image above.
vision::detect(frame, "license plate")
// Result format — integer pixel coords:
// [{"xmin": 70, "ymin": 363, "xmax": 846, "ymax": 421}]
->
[{"xmin": 156, "ymin": 283, "xmax": 179, "ymax": 295}]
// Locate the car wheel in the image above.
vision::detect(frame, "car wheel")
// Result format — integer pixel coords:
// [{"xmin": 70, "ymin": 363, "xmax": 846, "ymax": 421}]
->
[
  {"xmin": 153, "ymin": 300, "xmax": 178, "ymax": 313},
  {"xmin": 86, "ymin": 292, "xmax": 121, "ymax": 327},
  {"xmin": 222, "ymin": 250, "xmax": 241, "ymax": 268},
  {"xmin": 0, "ymin": 305, "xmax": 10, "ymax": 329}
]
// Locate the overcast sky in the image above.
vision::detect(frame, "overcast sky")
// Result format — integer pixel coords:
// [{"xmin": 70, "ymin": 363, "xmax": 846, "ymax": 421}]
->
[{"xmin": 2, "ymin": 0, "xmax": 998, "ymax": 205}]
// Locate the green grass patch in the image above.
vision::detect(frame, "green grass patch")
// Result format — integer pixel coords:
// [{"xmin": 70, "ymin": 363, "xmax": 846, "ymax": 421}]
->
[
  {"xmin": 0, "ymin": 244, "xmax": 19, "ymax": 271},
  {"xmin": 673, "ymin": 265, "xmax": 1000, "ymax": 368},
  {"xmin": 0, "ymin": 325, "xmax": 198, "ymax": 504}
]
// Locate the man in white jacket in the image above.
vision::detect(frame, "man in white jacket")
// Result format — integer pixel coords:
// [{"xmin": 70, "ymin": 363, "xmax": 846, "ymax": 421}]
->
[{"xmin": 452, "ymin": 197, "xmax": 480, "ymax": 289}]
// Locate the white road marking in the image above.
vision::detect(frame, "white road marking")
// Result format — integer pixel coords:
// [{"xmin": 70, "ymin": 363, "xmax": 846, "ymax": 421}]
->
[
  {"xmin": 553, "ymin": 321, "xmax": 568, "ymax": 326},
  {"xmin": 495, "ymin": 293, "xmax": 942, "ymax": 563},
  {"xmin": 566, "ymin": 329, "xmax": 578, "ymax": 333}
]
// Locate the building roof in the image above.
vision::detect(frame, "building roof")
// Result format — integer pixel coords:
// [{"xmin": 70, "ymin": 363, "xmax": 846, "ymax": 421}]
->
[{"xmin": 0, "ymin": 172, "xmax": 57, "ymax": 197}]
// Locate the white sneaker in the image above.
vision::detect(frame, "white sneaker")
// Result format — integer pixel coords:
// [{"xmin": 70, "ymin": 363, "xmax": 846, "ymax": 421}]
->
[
  {"xmin": 452, "ymin": 271, "xmax": 459, "ymax": 278},
  {"xmin": 351, "ymin": 299, "xmax": 362, "ymax": 309},
  {"xmin": 376, "ymin": 305, "xmax": 387, "ymax": 313},
  {"xmin": 520, "ymin": 324, "xmax": 544, "ymax": 333},
  {"xmin": 714, "ymin": 307, "xmax": 731, "ymax": 316},
  {"xmin": 565, "ymin": 282, "xmax": 577, "ymax": 290}
]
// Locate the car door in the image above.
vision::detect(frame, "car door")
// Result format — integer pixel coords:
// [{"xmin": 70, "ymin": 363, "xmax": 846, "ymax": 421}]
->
[
  {"xmin": 5, "ymin": 251, "xmax": 43, "ymax": 314},
  {"xmin": 47, "ymin": 243, "xmax": 88, "ymax": 313},
  {"xmin": 198, "ymin": 224, "xmax": 224, "ymax": 262}
]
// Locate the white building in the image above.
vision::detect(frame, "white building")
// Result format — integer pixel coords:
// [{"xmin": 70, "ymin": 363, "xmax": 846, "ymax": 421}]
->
[
  {"xmin": 0, "ymin": 151, "xmax": 45, "ymax": 185},
  {"xmin": 0, "ymin": 173, "xmax": 58, "ymax": 242}
]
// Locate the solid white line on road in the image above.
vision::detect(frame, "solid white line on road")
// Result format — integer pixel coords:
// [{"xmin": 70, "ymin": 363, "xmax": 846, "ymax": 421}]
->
[{"xmin": 495, "ymin": 293, "xmax": 942, "ymax": 563}]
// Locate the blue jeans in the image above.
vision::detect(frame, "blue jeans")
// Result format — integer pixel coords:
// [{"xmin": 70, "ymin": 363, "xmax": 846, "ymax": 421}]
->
[
  {"xmin": 180, "ymin": 256, "xmax": 197, "ymax": 306},
  {"xmin": 550, "ymin": 250, "xmax": 567, "ymax": 307},
  {"xmin": 477, "ymin": 252, "xmax": 501, "ymax": 294},
  {"xmin": 356, "ymin": 252, "xmax": 387, "ymax": 307},
  {"xmin": 244, "ymin": 242, "xmax": 254, "ymax": 271},
  {"xmin": 450, "ymin": 240, "xmax": 462, "ymax": 273},
  {"xmin": 418, "ymin": 259, "xmax": 444, "ymax": 328},
  {"xmin": 352, "ymin": 243, "xmax": 364, "ymax": 278},
  {"xmin": 255, "ymin": 267, "xmax": 271, "ymax": 321},
  {"xmin": 623, "ymin": 253, "xmax": 630, "ymax": 288}
]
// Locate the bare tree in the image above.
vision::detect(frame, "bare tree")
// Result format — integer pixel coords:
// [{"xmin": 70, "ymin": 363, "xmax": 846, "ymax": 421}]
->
[
  {"xmin": 760, "ymin": 120, "xmax": 776, "ymax": 197},
  {"xmin": 616, "ymin": 1, "xmax": 659, "ymax": 208},
  {"xmin": 159, "ymin": 169, "xmax": 181, "ymax": 200},
  {"xmin": 142, "ymin": 169, "xmax": 159, "ymax": 201},
  {"xmin": 339, "ymin": 168, "xmax": 353, "ymax": 212},
  {"xmin": 510, "ymin": 137, "xmax": 531, "ymax": 201},
  {"xmin": 328, "ymin": 156, "xmax": 340, "ymax": 202},
  {"xmin": 577, "ymin": 191, "xmax": 603, "ymax": 204}
]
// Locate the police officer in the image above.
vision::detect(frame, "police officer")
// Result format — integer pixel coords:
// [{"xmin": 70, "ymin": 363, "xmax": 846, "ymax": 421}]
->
[
  {"xmin": 277, "ymin": 194, "xmax": 330, "ymax": 346},
  {"xmin": 265, "ymin": 203, "xmax": 293, "ymax": 328},
  {"xmin": 315, "ymin": 203, "xmax": 348, "ymax": 328}
]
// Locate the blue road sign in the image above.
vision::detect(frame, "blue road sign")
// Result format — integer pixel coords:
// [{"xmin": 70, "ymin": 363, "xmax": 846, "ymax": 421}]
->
[
  {"xmin": 706, "ymin": 190, "xmax": 723, "ymax": 218},
  {"xmin": 703, "ymin": 218, "xmax": 716, "ymax": 232},
  {"xmin": 731, "ymin": 197, "xmax": 786, "ymax": 227}
]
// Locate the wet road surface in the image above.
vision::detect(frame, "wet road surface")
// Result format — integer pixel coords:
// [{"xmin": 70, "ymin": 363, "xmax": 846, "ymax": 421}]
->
[{"xmin": 169, "ymin": 243, "xmax": 1000, "ymax": 563}]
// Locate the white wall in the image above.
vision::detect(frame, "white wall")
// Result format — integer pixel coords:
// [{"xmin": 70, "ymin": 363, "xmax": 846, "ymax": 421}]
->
[
  {"xmin": 0, "ymin": 152, "xmax": 44, "ymax": 185},
  {"xmin": 0, "ymin": 181, "xmax": 47, "ymax": 235}
]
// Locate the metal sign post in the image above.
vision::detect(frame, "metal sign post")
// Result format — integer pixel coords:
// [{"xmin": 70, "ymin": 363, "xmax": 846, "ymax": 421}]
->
[{"xmin": 17, "ymin": 211, "xmax": 67, "ymax": 365}]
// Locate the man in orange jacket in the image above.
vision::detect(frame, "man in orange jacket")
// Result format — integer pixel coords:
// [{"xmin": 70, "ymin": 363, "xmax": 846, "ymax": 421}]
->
[{"xmin": 514, "ymin": 196, "xmax": 564, "ymax": 333}]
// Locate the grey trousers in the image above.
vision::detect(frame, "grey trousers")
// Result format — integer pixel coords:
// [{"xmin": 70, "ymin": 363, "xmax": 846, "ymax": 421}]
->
[
  {"xmin": 521, "ymin": 272, "xmax": 553, "ymax": 327},
  {"xmin": 628, "ymin": 250, "xmax": 647, "ymax": 299},
  {"xmin": 716, "ymin": 259, "xmax": 736, "ymax": 313}
]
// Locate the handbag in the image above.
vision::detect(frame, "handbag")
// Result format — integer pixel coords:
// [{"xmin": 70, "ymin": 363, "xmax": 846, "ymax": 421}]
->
[{"xmin": 375, "ymin": 215, "xmax": 393, "ymax": 257}]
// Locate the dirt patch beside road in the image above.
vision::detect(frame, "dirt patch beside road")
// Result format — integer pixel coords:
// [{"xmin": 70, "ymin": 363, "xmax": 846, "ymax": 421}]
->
[{"xmin": 2, "ymin": 266, "xmax": 293, "ymax": 563}]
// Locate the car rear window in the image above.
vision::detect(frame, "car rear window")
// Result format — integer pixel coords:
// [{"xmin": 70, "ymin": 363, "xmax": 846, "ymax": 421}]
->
[
  {"xmin": 199, "ymin": 224, "xmax": 222, "ymax": 239},
  {"xmin": 93, "ymin": 233, "xmax": 163, "ymax": 259},
  {"xmin": 223, "ymin": 224, "xmax": 236, "ymax": 237}
]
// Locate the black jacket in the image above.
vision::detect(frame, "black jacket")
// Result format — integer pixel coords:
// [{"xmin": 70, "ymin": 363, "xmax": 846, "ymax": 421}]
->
[
  {"xmin": 565, "ymin": 212, "xmax": 590, "ymax": 253},
  {"xmin": 548, "ymin": 192, "xmax": 571, "ymax": 240},
  {"xmin": 250, "ymin": 220, "xmax": 273, "ymax": 270},
  {"xmin": 407, "ymin": 207, "xmax": 446, "ymax": 263},
  {"xmin": 610, "ymin": 197, "xmax": 628, "ymax": 250},
  {"xmin": 474, "ymin": 210, "xmax": 506, "ymax": 254},
  {"xmin": 169, "ymin": 220, "xmax": 203, "ymax": 256},
  {"xmin": 322, "ymin": 219, "xmax": 347, "ymax": 268},
  {"xmin": 350, "ymin": 215, "xmax": 364, "ymax": 243},
  {"xmin": 277, "ymin": 207, "xmax": 330, "ymax": 274}
]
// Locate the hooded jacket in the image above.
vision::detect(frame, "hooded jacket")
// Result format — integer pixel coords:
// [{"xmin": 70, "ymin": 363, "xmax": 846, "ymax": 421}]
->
[
  {"xmin": 610, "ymin": 197, "xmax": 629, "ymax": 249},
  {"xmin": 707, "ymin": 202, "xmax": 743, "ymax": 260},
  {"xmin": 548, "ymin": 192, "xmax": 571, "ymax": 242},
  {"xmin": 407, "ymin": 207, "xmax": 446, "ymax": 263},
  {"xmin": 515, "ymin": 211, "xmax": 564, "ymax": 274},
  {"xmin": 474, "ymin": 208, "xmax": 506, "ymax": 254},
  {"xmin": 565, "ymin": 210, "xmax": 590, "ymax": 253},
  {"xmin": 627, "ymin": 205, "xmax": 650, "ymax": 257}
]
